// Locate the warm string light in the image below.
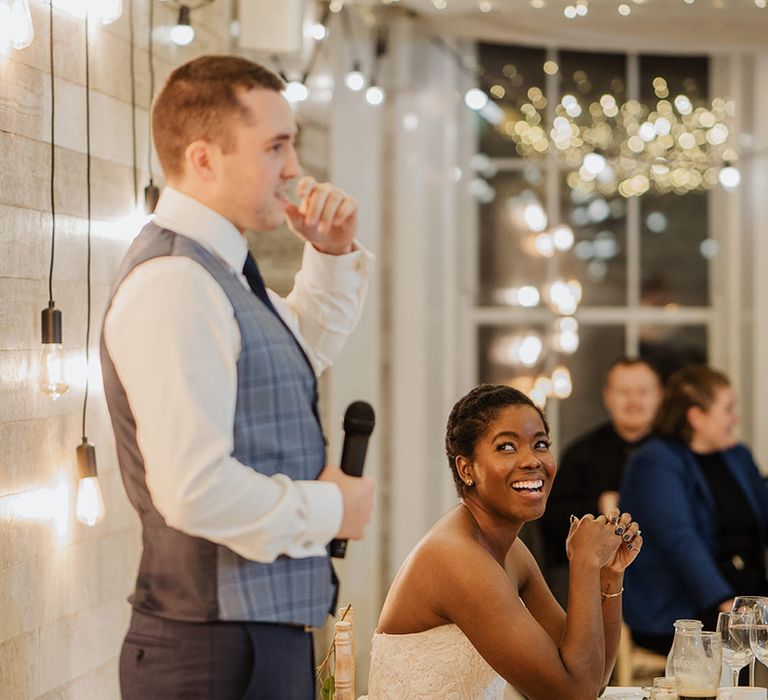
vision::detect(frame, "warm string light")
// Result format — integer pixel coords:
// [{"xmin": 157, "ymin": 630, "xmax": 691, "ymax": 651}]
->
[
  {"xmin": 465, "ymin": 70, "xmax": 740, "ymax": 195},
  {"xmin": 75, "ymin": 14, "xmax": 105, "ymax": 528},
  {"xmin": 276, "ymin": 5, "xmax": 331, "ymax": 105},
  {"xmin": 39, "ymin": 1, "xmax": 70, "ymax": 401},
  {"xmin": 170, "ymin": 5, "xmax": 194, "ymax": 46}
]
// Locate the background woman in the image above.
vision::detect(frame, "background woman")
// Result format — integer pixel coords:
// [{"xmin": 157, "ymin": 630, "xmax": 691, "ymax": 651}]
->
[
  {"xmin": 365, "ymin": 384, "xmax": 642, "ymax": 699},
  {"xmin": 620, "ymin": 365, "xmax": 768, "ymax": 655}
]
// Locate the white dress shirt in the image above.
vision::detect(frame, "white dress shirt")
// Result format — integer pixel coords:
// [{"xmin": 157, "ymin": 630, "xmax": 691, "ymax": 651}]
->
[{"xmin": 104, "ymin": 187, "xmax": 373, "ymax": 563}]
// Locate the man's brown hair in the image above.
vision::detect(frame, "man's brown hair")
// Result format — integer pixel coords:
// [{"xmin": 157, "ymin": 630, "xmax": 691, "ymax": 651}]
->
[{"xmin": 151, "ymin": 55, "xmax": 284, "ymax": 179}]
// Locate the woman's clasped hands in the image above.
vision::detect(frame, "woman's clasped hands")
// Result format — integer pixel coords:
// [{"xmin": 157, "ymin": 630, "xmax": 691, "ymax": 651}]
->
[{"xmin": 566, "ymin": 509, "xmax": 643, "ymax": 573}]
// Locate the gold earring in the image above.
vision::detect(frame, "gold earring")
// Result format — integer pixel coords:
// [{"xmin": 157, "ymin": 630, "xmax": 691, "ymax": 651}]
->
[{"xmin": 466, "ymin": 479, "xmax": 473, "ymax": 486}]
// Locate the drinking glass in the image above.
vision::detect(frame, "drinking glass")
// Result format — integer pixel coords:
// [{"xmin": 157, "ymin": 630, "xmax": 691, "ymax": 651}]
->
[
  {"xmin": 733, "ymin": 596, "xmax": 768, "ymax": 685},
  {"xmin": 674, "ymin": 630, "xmax": 722, "ymax": 700},
  {"xmin": 750, "ymin": 601, "xmax": 768, "ymax": 677},
  {"xmin": 718, "ymin": 611, "xmax": 754, "ymax": 686}
]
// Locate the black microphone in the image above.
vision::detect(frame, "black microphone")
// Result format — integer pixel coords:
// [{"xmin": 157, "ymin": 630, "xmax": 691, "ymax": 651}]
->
[{"xmin": 330, "ymin": 401, "xmax": 375, "ymax": 559}]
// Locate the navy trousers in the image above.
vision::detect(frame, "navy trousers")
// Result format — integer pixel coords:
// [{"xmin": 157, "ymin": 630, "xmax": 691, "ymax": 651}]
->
[{"xmin": 119, "ymin": 609, "xmax": 315, "ymax": 699}]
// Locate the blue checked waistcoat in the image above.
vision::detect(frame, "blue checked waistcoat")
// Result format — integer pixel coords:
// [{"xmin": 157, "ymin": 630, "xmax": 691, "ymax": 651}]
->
[{"xmin": 100, "ymin": 223, "xmax": 337, "ymax": 627}]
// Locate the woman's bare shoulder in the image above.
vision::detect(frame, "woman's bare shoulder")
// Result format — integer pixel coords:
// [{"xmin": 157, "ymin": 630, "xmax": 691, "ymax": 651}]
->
[{"xmin": 377, "ymin": 508, "xmax": 507, "ymax": 632}]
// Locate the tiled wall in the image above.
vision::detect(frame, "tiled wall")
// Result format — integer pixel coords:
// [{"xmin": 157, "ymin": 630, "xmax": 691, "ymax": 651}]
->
[{"xmin": 0, "ymin": 1, "xmax": 236, "ymax": 697}]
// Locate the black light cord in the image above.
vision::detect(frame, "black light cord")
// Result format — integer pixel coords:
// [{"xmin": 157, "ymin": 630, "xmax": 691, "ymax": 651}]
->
[
  {"xmin": 340, "ymin": 3, "xmax": 362, "ymax": 71},
  {"xmin": 48, "ymin": 1, "xmax": 56, "ymax": 305},
  {"xmin": 82, "ymin": 14, "xmax": 92, "ymax": 442},
  {"xmin": 147, "ymin": 0, "xmax": 155, "ymax": 186},
  {"xmin": 129, "ymin": 0, "xmax": 138, "ymax": 208},
  {"xmin": 269, "ymin": 5, "xmax": 330, "ymax": 87},
  {"xmin": 302, "ymin": 4, "xmax": 331, "ymax": 84}
]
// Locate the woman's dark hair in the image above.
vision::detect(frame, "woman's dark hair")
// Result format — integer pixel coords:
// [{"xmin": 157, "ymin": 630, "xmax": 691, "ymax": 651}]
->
[
  {"xmin": 654, "ymin": 365, "xmax": 730, "ymax": 445},
  {"xmin": 445, "ymin": 384, "xmax": 549, "ymax": 497}
]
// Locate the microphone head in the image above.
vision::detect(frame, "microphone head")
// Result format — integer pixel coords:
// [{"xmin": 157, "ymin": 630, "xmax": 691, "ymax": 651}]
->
[{"xmin": 343, "ymin": 401, "xmax": 375, "ymax": 436}]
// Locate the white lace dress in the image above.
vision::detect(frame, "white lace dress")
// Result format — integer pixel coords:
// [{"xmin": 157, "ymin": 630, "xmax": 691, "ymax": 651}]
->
[{"xmin": 361, "ymin": 623, "xmax": 506, "ymax": 699}]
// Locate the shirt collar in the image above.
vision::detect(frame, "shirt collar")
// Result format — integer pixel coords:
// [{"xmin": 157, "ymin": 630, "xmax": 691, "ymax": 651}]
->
[{"xmin": 154, "ymin": 186, "xmax": 248, "ymax": 274}]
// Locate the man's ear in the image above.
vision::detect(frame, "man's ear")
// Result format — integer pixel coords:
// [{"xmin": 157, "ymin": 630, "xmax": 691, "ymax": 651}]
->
[{"xmin": 184, "ymin": 139, "xmax": 219, "ymax": 182}]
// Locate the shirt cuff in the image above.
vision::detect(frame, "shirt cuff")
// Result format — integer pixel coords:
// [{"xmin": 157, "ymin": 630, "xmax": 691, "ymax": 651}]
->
[
  {"xmin": 302, "ymin": 241, "xmax": 374, "ymax": 290},
  {"xmin": 287, "ymin": 480, "xmax": 344, "ymax": 557}
]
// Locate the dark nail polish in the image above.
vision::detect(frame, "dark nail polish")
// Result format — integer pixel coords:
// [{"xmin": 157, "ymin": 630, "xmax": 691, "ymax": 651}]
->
[
  {"xmin": 626, "ymin": 543, "xmax": 634, "ymax": 550},
  {"xmin": 615, "ymin": 527, "xmax": 624, "ymax": 536},
  {"xmin": 623, "ymin": 533, "xmax": 632, "ymax": 542}
]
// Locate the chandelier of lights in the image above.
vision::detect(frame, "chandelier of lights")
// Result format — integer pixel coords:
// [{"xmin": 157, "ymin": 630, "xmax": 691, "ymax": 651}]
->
[{"xmin": 496, "ymin": 78, "xmax": 737, "ymax": 197}]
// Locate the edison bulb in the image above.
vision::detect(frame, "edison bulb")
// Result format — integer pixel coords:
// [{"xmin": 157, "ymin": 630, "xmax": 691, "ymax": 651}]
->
[
  {"xmin": 76, "ymin": 476, "xmax": 105, "ymax": 526},
  {"xmin": 345, "ymin": 70, "xmax": 366, "ymax": 92},
  {"xmin": 39, "ymin": 343, "xmax": 70, "ymax": 399}
]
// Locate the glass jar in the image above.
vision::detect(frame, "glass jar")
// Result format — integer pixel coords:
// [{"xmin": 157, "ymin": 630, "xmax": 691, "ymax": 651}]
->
[{"xmin": 665, "ymin": 619, "xmax": 704, "ymax": 678}]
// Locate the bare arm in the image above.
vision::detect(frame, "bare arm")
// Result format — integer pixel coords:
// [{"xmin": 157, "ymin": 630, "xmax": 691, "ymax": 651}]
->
[{"xmin": 436, "ymin": 517, "xmax": 622, "ymax": 700}]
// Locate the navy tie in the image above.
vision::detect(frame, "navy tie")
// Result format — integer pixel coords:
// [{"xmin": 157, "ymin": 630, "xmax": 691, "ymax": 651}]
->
[{"xmin": 242, "ymin": 252, "xmax": 280, "ymax": 318}]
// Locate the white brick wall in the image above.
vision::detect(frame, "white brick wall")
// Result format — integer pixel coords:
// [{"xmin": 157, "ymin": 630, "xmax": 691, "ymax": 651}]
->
[{"xmin": 0, "ymin": 1, "xmax": 237, "ymax": 697}]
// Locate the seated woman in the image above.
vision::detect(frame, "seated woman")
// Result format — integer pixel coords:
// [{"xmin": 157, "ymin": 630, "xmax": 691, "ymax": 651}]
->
[
  {"xmin": 620, "ymin": 365, "xmax": 768, "ymax": 655},
  {"xmin": 366, "ymin": 384, "xmax": 642, "ymax": 699}
]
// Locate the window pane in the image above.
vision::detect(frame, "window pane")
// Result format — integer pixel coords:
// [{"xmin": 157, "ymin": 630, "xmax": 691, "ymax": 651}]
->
[
  {"xmin": 560, "ymin": 178, "xmax": 627, "ymax": 306},
  {"xmin": 558, "ymin": 49, "xmax": 626, "ymax": 122},
  {"xmin": 640, "ymin": 191, "xmax": 710, "ymax": 307},
  {"xmin": 558, "ymin": 325, "xmax": 626, "ymax": 450},
  {"xmin": 640, "ymin": 54, "xmax": 709, "ymax": 104},
  {"xmin": 639, "ymin": 323, "xmax": 707, "ymax": 382},
  {"xmin": 478, "ymin": 43, "xmax": 547, "ymax": 158},
  {"xmin": 478, "ymin": 170, "xmax": 548, "ymax": 306}
]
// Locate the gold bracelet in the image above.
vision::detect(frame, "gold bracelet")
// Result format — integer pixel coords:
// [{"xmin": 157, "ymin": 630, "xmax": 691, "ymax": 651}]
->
[{"xmin": 601, "ymin": 587, "xmax": 624, "ymax": 599}]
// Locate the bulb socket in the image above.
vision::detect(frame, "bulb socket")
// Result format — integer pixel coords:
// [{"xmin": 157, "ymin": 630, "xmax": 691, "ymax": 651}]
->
[
  {"xmin": 178, "ymin": 5, "xmax": 192, "ymax": 26},
  {"xmin": 144, "ymin": 182, "xmax": 160, "ymax": 214},
  {"xmin": 41, "ymin": 302, "xmax": 63, "ymax": 344},
  {"xmin": 76, "ymin": 439, "xmax": 98, "ymax": 479}
]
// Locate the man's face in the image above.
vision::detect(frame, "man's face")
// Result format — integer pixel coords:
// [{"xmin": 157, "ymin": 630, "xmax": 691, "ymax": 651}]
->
[
  {"xmin": 215, "ymin": 88, "xmax": 302, "ymax": 233},
  {"xmin": 603, "ymin": 363, "xmax": 662, "ymax": 438}
]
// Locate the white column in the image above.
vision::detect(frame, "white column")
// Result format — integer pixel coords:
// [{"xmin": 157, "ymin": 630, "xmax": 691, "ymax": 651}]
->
[
  {"xmin": 750, "ymin": 53, "xmax": 768, "ymax": 466},
  {"xmin": 324, "ymin": 24, "xmax": 384, "ymax": 687}
]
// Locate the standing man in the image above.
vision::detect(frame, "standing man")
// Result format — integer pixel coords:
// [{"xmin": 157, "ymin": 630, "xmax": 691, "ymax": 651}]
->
[
  {"xmin": 540, "ymin": 357, "xmax": 662, "ymax": 606},
  {"xmin": 101, "ymin": 56, "xmax": 375, "ymax": 698}
]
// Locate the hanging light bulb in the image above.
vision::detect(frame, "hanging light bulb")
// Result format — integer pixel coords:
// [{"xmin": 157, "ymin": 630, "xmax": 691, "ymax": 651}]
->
[
  {"xmin": 39, "ymin": 302, "xmax": 70, "ymax": 399},
  {"xmin": 345, "ymin": 64, "xmax": 366, "ymax": 91},
  {"xmin": 365, "ymin": 85, "xmax": 385, "ymax": 106},
  {"xmin": 144, "ymin": 181, "xmax": 160, "ymax": 214},
  {"xmin": 284, "ymin": 80, "xmax": 309, "ymax": 103},
  {"xmin": 75, "ymin": 439, "xmax": 105, "ymax": 526},
  {"xmin": 9, "ymin": 0, "xmax": 34, "ymax": 50},
  {"xmin": 718, "ymin": 164, "xmax": 741, "ymax": 189},
  {"xmin": 552, "ymin": 366, "xmax": 573, "ymax": 399},
  {"xmin": 464, "ymin": 88, "xmax": 489, "ymax": 111},
  {"xmin": 170, "ymin": 5, "xmax": 195, "ymax": 46}
]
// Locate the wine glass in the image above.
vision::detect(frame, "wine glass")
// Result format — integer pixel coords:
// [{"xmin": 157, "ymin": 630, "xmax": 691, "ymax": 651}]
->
[
  {"xmin": 718, "ymin": 611, "xmax": 754, "ymax": 686},
  {"xmin": 750, "ymin": 601, "xmax": 768, "ymax": 678},
  {"xmin": 674, "ymin": 630, "xmax": 722, "ymax": 700},
  {"xmin": 733, "ymin": 595, "xmax": 768, "ymax": 685}
]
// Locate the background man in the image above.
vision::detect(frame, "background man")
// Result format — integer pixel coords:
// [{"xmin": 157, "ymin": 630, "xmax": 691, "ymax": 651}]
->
[
  {"xmin": 540, "ymin": 357, "xmax": 663, "ymax": 606},
  {"xmin": 101, "ymin": 55, "xmax": 374, "ymax": 698}
]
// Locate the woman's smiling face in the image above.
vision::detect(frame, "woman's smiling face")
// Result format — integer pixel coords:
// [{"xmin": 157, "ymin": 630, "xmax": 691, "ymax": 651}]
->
[{"xmin": 458, "ymin": 404, "xmax": 557, "ymax": 524}]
